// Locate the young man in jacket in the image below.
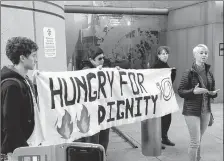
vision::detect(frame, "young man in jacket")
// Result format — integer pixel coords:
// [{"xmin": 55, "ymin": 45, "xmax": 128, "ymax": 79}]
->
[{"xmin": 1, "ymin": 37, "xmax": 38, "ymax": 155}]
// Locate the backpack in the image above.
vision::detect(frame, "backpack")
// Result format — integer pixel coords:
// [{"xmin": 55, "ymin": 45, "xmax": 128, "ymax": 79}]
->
[{"xmin": 1, "ymin": 78, "xmax": 23, "ymax": 90}]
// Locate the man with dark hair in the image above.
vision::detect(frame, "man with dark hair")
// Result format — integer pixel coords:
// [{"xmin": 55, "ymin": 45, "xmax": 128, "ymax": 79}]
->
[{"xmin": 1, "ymin": 37, "xmax": 39, "ymax": 155}]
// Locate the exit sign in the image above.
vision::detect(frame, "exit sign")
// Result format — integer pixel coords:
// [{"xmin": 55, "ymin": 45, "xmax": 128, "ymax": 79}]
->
[{"xmin": 220, "ymin": 43, "xmax": 224, "ymax": 56}]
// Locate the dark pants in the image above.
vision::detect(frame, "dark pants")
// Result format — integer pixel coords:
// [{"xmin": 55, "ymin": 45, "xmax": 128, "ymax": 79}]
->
[
  {"xmin": 161, "ymin": 114, "xmax": 171, "ymax": 140},
  {"xmin": 75, "ymin": 129, "xmax": 110, "ymax": 153},
  {"xmin": 99, "ymin": 129, "xmax": 110, "ymax": 152}
]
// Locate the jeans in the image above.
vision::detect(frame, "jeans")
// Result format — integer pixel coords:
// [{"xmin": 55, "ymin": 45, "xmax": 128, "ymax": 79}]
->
[
  {"xmin": 185, "ymin": 112, "xmax": 210, "ymax": 161},
  {"xmin": 99, "ymin": 129, "xmax": 110, "ymax": 153}
]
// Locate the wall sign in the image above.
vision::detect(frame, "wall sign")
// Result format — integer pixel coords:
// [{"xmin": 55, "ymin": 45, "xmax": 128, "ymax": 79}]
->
[
  {"xmin": 43, "ymin": 27, "xmax": 56, "ymax": 57},
  {"xmin": 219, "ymin": 43, "xmax": 223, "ymax": 56}
]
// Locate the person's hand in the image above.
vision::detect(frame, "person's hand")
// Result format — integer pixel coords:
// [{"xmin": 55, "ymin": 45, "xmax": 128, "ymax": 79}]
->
[
  {"xmin": 171, "ymin": 68, "xmax": 176, "ymax": 74},
  {"xmin": 208, "ymin": 89, "xmax": 220, "ymax": 95},
  {"xmin": 115, "ymin": 66, "xmax": 121, "ymax": 70},
  {"xmin": 89, "ymin": 58, "xmax": 98, "ymax": 67},
  {"xmin": 193, "ymin": 83, "xmax": 208, "ymax": 94},
  {"xmin": 7, "ymin": 152, "xmax": 16, "ymax": 161},
  {"xmin": 96, "ymin": 65, "xmax": 103, "ymax": 70}
]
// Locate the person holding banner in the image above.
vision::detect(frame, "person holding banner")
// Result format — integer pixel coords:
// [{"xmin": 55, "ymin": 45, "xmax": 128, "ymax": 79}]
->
[
  {"xmin": 178, "ymin": 44, "xmax": 219, "ymax": 161},
  {"xmin": 1, "ymin": 37, "xmax": 40, "ymax": 155},
  {"xmin": 151, "ymin": 46, "xmax": 176, "ymax": 149},
  {"xmin": 79, "ymin": 46, "xmax": 111, "ymax": 154}
]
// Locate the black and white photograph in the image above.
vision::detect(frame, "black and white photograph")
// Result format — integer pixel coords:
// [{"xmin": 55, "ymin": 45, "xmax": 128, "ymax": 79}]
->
[{"xmin": 1, "ymin": 1, "xmax": 223, "ymax": 161}]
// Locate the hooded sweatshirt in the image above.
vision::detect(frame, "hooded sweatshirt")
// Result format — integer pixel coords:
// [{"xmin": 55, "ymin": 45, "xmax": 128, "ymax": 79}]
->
[{"xmin": 1, "ymin": 66, "xmax": 35, "ymax": 154}]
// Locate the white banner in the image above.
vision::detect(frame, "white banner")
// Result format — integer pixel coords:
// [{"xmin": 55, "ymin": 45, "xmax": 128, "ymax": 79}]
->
[{"xmin": 35, "ymin": 68, "xmax": 179, "ymax": 145}]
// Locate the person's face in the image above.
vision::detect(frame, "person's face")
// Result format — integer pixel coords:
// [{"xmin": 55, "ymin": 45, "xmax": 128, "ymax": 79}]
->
[
  {"xmin": 22, "ymin": 52, "xmax": 37, "ymax": 70},
  {"xmin": 158, "ymin": 49, "xmax": 169, "ymax": 63},
  {"xmin": 194, "ymin": 47, "xmax": 208, "ymax": 64},
  {"xmin": 93, "ymin": 54, "xmax": 104, "ymax": 67}
]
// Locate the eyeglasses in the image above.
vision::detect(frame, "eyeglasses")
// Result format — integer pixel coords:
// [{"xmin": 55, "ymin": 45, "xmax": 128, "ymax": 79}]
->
[{"xmin": 98, "ymin": 56, "xmax": 104, "ymax": 61}]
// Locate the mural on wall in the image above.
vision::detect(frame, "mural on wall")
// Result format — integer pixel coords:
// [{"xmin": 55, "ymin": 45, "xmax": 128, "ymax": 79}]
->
[
  {"xmin": 69, "ymin": 14, "xmax": 159, "ymax": 70},
  {"xmin": 108, "ymin": 28, "xmax": 158, "ymax": 69}
]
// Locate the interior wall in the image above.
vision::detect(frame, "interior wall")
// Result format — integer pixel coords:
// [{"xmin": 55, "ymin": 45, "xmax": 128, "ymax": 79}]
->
[
  {"xmin": 1, "ymin": 1, "xmax": 35, "ymax": 68},
  {"xmin": 33, "ymin": 1, "xmax": 67, "ymax": 71},
  {"xmin": 1, "ymin": 1, "xmax": 67, "ymax": 76},
  {"xmin": 213, "ymin": 23, "xmax": 223, "ymax": 103},
  {"xmin": 166, "ymin": 1, "xmax": 223, "ymax": 102},
  {"xmin": 65, "ymin": 13, "xmax": 167, "ymax": 70}
]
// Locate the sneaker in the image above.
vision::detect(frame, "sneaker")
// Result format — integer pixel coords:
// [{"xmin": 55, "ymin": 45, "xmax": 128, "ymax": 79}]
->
[{"xmin": 162, "ymin": 139, "xmax": 175, "ymax": 146}]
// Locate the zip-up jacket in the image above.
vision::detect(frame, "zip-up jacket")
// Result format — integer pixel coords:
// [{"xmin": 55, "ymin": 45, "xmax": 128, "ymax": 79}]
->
[
  {"xmin": 1, "ymin": 66, "xmax": 35, "ymax": 154},
  {"xmin": 178, "ymin": 63, "xmax": 217, "ymax": 116}
]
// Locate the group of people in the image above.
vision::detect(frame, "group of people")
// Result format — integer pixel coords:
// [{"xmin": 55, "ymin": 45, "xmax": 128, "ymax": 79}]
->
[
  {"xmin": 153, "ymin": 44, "xmax": 219, "ymax": 161},
  {"xmin": 1, "ymin": 37, "xmax": 219, "ymax": 161}
]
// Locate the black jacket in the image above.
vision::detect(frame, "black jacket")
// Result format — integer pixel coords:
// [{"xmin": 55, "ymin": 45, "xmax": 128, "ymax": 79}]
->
[
  {"xmin": 151, "ymin": 59, "xmax": 176, "ymax": 83},
  {"xmin": 178, "ymin": 63, "xmax": 217, "ymax": 116},
  {"xmin": 81, "ymin": 60, "xmax": 95, "ymax": 69},
  {"xmin": 1, "ymin": 66, "xmax": 35, "ymax": 154}
]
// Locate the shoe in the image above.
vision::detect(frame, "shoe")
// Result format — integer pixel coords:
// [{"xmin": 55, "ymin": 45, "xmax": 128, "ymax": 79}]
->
[
  {"xmin": 161, "ymin": 145, "xmax": 166, "ymax": 150},
  {"xmin": 162, "ymin": 139, "xmax": 175, "ymax": 146}
]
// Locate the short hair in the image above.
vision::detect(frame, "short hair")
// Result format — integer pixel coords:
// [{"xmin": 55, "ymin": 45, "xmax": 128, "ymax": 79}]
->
[
  {"xmin": 156, "ymin": 46, "xmax": 170, "ymax": 55},
  {"xmin": 88, "ymin": 46, "xmax": 104, "ymax": 60},
  {"xmin": 193, "ymin": 44, "xmax": 209, "ymax": 55},
  {"xmin": 6, "ymin": 37, "xmax": 38, "ymax": 65}
]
